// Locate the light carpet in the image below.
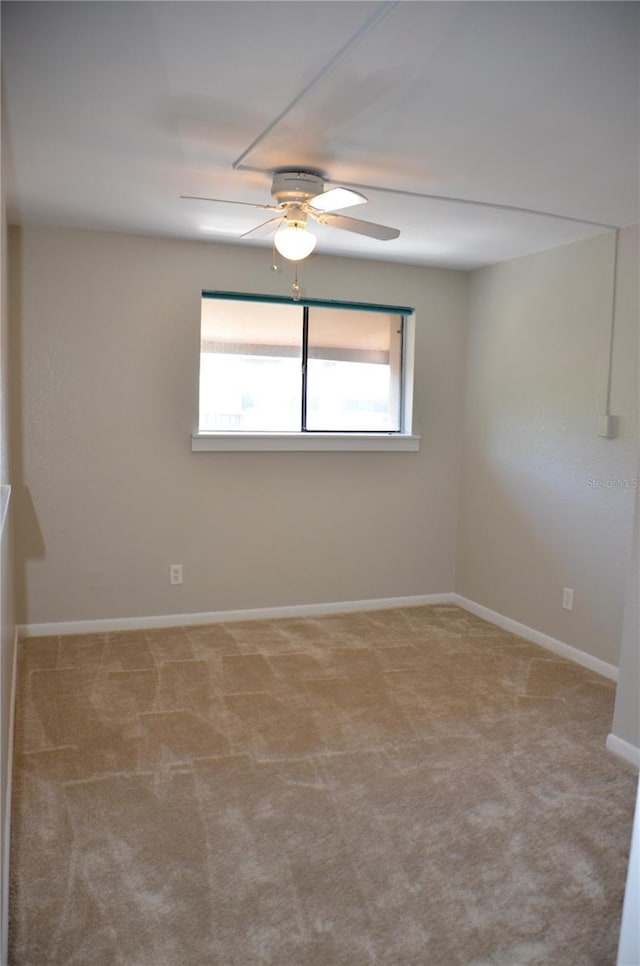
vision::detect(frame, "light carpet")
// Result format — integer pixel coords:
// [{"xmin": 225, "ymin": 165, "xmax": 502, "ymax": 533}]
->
[{"xmin": 9, "ymin": 604, "xmax": 638, "ymax": 965}]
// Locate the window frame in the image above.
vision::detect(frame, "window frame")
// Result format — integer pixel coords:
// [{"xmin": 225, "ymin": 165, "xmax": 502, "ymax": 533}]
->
[{"xmin": 192, "ymin": 291, "xmax": 419, "ymax": 452}]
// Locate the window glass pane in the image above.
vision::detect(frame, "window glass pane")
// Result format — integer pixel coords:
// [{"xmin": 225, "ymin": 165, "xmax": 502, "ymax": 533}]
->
[
  {"xmin": 306, "ymin": 308, "xmax": 402, "ymax": 431},
  {"xmin": 199, "ymin": 299, "xmax": 302, "ymax": 432}
]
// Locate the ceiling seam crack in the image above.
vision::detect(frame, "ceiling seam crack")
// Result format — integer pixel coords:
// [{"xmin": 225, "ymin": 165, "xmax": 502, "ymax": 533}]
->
[
  {"xmin": 231, "ymin": 1, "xmax": 400, "ymax": 172},
  {"xmin": 330, "ymin": 180, "xmax": 622, "ymax": 230}
]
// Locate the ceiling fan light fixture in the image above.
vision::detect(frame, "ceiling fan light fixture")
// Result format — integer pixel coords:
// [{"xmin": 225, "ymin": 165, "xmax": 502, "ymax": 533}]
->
[{"xmin": 273, "ymin": 221, "xmax": 317, "ymax": 261}]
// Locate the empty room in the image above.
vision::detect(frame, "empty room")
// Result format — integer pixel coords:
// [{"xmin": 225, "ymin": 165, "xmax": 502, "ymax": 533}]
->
[{"xmin": 0, "ymin": 2, "xmax": 639, "ymax": 964}]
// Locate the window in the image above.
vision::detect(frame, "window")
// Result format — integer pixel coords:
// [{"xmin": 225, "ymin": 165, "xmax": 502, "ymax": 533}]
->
[{"xmin": 194, "ymin": 293, "xmax": 419, "ymax": 452}]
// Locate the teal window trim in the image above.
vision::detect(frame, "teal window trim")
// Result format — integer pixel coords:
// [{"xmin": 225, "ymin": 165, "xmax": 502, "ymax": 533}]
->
[{"xmin": 201, "ymin": 290, "xmax": 415, "ymax": 317}]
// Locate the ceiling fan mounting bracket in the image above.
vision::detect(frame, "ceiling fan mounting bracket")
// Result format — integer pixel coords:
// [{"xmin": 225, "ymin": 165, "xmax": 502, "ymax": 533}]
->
[{"xmin": 271, "ymin": 170, "xmax": 325, "ymax": 206}]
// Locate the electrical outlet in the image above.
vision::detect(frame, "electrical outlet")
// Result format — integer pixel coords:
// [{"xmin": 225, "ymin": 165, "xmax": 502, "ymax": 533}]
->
[
  {"xmin": 562, "ymin": 587, "xmax": 573, "ymax": 611},
  {"xmin": 169, "ymin": 564, "xmax": 183, "ymax": 585}
]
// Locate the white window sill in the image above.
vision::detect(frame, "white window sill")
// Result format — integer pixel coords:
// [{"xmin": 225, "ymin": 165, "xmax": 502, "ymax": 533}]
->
[{"xmin": 192, "ymin": 433, "xmax": 420, "ymax": 452}]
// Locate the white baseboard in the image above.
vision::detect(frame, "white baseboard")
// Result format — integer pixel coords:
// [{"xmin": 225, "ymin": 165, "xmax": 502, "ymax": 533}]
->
[
  {"xmin": 19, "ymin": 592, "xmax": 456, "ymax": 638},
  {"xmin": 18, "ymin": 590, "xmax": 621, "ymax": 691},
  {"xmin": 453, "ymin": 594, "xmax": 618, "ymax": 682},
  {"xmin": 20, "ymin": 594, "xmax": 620, "ymax": 690},
  {"xmin": 606, "ymin": 734, "xmax": 640, "ymax": 769},
  {"xmin": 2, "ymin": 626, "xmax": 19, "ymax": 966}
]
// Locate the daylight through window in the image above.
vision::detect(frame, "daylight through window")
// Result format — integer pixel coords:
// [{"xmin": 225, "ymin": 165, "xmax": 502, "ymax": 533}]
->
[{"xmin": 198, "ymin": 293, "xmax": 414, "ymax": 436}]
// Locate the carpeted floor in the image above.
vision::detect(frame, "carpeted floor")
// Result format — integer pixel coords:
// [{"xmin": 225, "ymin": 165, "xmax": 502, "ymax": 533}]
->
[{"xmin": 9, "ymin": 604, "xmax": 638, "ymax": 965}]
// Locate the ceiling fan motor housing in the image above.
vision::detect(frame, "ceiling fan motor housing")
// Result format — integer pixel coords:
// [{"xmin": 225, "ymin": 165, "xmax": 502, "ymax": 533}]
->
[{"xmin": 271, "ymin": 171, "xmax": 325, "ymax": 206}]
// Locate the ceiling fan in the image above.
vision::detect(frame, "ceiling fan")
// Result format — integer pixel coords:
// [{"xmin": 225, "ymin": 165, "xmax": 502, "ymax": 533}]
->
[{"xmin": 182, "ymin": 169, "xmax": 400, "ymax": 261}]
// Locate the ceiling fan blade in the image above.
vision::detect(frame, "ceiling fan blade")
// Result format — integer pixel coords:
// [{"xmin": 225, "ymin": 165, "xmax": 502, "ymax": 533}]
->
[
  {"xmin": 308, "ymin": 186, "xmax": 367, "ymax": 213},
  {"xmin": 315, "ymin": 212, "xmax": 400, "ymax": 241},
  {"xmin": 180, "ymin": 195, "xmax": 278, "ymax": 211},
  {"xmin": 240, "ymin": 216, "xmax": 284, "ymax": 239}
]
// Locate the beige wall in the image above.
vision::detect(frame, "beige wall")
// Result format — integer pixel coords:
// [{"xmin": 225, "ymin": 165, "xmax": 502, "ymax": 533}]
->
[
  {"xmin": 10, "ymin": 223, "xmax": 638, "ymax": 674},
  {"xmin": 456, "ymin": 228, "xmax": 639, "ymax": 668},
  {"xmin": 611, "ymin": 256, "xmax": 640, "ymax": 748},
  {"xmin": 10, "ymin": 225, "xmax": 468, "ymax": 624},
  {"xmin": 0, "ymin": 138, "xmax": 17, "ymax": 964},
  {"xmin": 611, "ymin": 485, "xmax": 638, "ymax": 749}
]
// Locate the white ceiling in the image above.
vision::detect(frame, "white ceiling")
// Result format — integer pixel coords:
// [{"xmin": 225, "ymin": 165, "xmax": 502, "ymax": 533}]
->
[{"xmin": 2, "ymin": 1, "xmax": 639, "ymax": 269}]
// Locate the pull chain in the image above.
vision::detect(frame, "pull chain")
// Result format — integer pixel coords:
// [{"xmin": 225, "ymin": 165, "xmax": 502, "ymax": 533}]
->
[{"xmin": 291, "ymin": 264, "xmax": 301, "ymax": 301}]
